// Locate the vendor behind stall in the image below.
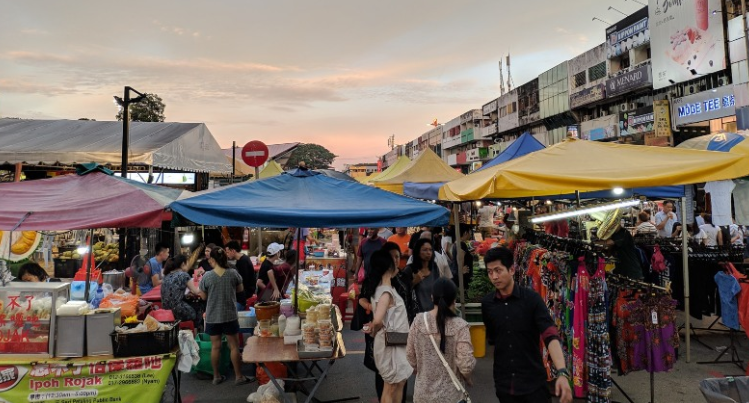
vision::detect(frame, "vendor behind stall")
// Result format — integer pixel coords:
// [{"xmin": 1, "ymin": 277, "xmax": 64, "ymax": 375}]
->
[{"xmin": 17, "ymin": 262, "xmax": 59, "ymax": 282}]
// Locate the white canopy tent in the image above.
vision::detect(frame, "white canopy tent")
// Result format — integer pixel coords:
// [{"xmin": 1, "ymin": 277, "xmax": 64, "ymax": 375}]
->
[{"xmin": 0, "ymin": 119, "xmax": 232, "ymax": 173}]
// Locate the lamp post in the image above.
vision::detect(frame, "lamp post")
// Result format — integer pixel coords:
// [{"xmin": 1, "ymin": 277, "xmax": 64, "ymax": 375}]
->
[{"xmin": 113, "ymin": 86, "xmax": 147, "ymax": 270}]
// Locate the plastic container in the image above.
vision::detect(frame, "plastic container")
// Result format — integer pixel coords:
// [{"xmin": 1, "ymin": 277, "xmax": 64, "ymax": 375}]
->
[
  {"xmin": 238, "ymin": 309, "xmax": 257, "ymax": 329},
  {"xmin": 255, "ymin": 301, "xmax": 281, "ymax": 321},
  {"xmin": 280, "ymin": 300, "xmax": 294, "ymax": 317},
  {"xmin": 468, "ymin": 323, "xmax": 486, "ymax": 358},
  {"xmin": 70, "ymin": 281, "xmax": 99, "ymax": 302},
  {"xmin": 110, "ymin": 323, "xmax": 179, "ymax": 357},
  {"xmin": 279, "ymin": 315, "xmax": 287, "ymax": 335},
  {"xmin": 91, "ymin": 286, "xmax": 104, "ymax": 308},
  {"xmin": 193, "ymin": 333, "xmax": 230, "ymax": 376}
]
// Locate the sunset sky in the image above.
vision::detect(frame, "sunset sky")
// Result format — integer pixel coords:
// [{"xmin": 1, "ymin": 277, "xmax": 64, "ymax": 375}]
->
[{"xmin": 0, "ymin": 0, "xmax": 629, "ymax": 169}]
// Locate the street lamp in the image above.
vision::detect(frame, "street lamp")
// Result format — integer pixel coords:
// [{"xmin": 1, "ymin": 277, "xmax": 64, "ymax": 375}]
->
[{"xmin": 114, "ymin": 86, "xmax": 147, "ymax": 270}]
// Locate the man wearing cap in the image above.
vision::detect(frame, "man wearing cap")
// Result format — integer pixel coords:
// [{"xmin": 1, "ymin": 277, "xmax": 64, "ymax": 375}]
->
[
  {"xmin": 257, "ymin": 242, "xmax": 285, "ymax": 301},
  {"xmin": 354, "ymin": 228, "xmax": 386, "ymax": 283}
]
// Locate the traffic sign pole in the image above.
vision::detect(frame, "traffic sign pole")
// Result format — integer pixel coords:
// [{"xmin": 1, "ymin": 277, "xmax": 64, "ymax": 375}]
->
[{"xmin": 256, "ymin": 165, "xmax": 262, "ymax": 256}]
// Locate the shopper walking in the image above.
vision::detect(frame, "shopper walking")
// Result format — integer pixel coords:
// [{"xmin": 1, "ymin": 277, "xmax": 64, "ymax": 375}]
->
[
  {"xmin": 481, "ymin": 247, "xmax": 572, "ymax": 403},
  {"xmin": 407, "ymin": 278, "xmax": 475, "ymax": 403},
  {"xmin": 404, "ymin": 238, "xmax": 441, "ymax": 316},
  {"xmin": 199, "ymin": 247, "xmax": 252, "ymax": 386},
  {"xmin": 364, "ymin": 250, "xmax": 413, "ymax": 403}
]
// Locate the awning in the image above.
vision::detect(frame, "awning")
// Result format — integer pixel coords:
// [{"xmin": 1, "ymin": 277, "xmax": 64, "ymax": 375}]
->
[
  {"xmin": 170, "ymin": 168, "xmax": 450, "ymax": 228},
  {"xmin": 439, "ymin": 138, "xmax": 749, "ymax": 201},
  {"xmin": 374, "ymin": 148, "xmax": 463, "ymax": 194},
  {"xmin": 0, "ymin": 119, "xmax": 232, "ymax": 173},
  {"xmin": 0, "ymin": 171, "xmax": 183, "ymax": 230}
]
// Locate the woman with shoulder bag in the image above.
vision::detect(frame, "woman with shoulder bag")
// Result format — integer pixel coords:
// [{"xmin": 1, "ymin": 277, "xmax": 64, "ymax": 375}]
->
[
  {"xmin": 407, "ymin": 278, "xmax": 475, "ymax": 403},
  {"xmin": 363, "ymin": 250, "xmax": 413, "ymax": 403}
]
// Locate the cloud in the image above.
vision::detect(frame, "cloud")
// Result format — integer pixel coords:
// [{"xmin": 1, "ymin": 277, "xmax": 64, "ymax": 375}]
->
[
  {"xmin": 20, "ymin": 29, "xmax": 48, "ymax": 35},
  {"xmin": 152, "ymin": 20, "xmax": 201, "ymax": 38},
  {"xmin": 0, "ymin": 79, "xmax": 76, "ymax": 95}
]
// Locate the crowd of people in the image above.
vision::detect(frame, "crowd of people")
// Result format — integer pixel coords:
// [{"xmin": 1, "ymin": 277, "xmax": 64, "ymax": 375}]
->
[{"xmin": 353, "ymin": 226, "xmax": 572, "ymax": 403}]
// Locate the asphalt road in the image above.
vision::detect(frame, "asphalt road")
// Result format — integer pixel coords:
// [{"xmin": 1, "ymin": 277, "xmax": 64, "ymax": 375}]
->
[{"xmin": 179, "ymin": 314, "xmax": 745, "ymax": 403}]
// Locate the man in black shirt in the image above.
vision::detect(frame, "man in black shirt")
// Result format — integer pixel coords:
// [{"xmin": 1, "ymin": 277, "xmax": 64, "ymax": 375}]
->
[
  {"xmin": 481, "ymin": 247, "xmax": 571, "ymax": 403},
  {"xmin": 226, "ymin": 241, "xmax": 256, "ymax": 310}
]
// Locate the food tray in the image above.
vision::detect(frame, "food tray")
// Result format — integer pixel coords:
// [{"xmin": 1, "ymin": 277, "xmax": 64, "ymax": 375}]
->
[
  {"xmin": 110, "ymin": 322, "xmax": 179, "ymax": 357},
  {"xmin": 296, "ymin": 339, "xmax": 335, "ymax": 359}
]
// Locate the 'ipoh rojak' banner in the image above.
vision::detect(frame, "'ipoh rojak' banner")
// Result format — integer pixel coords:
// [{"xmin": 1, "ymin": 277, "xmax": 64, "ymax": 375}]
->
[{"xmin": 0, "ymin": 353, "xmax": 176, "ymax": 403}]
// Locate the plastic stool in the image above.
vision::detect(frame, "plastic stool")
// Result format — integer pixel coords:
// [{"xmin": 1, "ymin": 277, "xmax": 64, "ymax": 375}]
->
[
  {"xmin": 150, "ymin": 309, "xmax": 175, "ymax": 322},
  {"xmin": 338, "ymin": 292, "xmax": 355, "ymax": 322}
]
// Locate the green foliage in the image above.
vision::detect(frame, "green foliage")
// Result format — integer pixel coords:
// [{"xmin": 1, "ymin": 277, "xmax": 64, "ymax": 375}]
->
[
  {"xmin": 284, "ymin": 143, "xmax": 337, "ymax": 170},
  {"xmin": 467, "ymin": 268, "xmax": 495, "ymax": 302},
  {"xmin": 116, "ymin": 93, "xmax": 166, "ymax": 122}
]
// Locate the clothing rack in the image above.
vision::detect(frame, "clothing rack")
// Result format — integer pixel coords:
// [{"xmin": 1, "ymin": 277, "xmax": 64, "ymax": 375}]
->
[{"xmin": 607, "ymin": 273, "xmax": 673, "ymax": 403}]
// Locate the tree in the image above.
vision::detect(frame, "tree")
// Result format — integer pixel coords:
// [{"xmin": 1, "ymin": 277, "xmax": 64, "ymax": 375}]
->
[
  {"xmin": 284, "ymin": 144, "xmax": 337, "ymax": 170},
  {"xmin": 116, "ymin": 93, "xmax": 166, "ymax": 122}
]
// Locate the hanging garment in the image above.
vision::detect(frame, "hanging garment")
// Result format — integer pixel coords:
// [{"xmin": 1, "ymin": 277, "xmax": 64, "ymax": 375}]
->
[
  {"xmin": 704, "ymin": 180, "xmax": 735, "ymax": 226},
  {"xmin": 586, "ymin": 258, "xmax": 612, "ymax": 403},
  {"xmin": 572, "ymin": 257, "xmax": 590, "ymax": 398},
  {"xmin": 714, "ymin": 270, "xmax": 742, "ymax": 330},
  {"xmin": 733, "ymin": 179, "xmax": 749, "ymax": 226},
  {"xmin": 726, "ymin": 263, "xmax": 749, "ymax": 339},
  {"xmin": 632, "ymin": 295, "xmax": 680, "ymax": 373}
]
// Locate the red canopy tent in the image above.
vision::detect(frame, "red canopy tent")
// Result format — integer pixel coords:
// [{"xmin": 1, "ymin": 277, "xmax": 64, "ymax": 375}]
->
[{"xmin": 0, "ymin": 171, "xmax": 184, "ymax": 230}]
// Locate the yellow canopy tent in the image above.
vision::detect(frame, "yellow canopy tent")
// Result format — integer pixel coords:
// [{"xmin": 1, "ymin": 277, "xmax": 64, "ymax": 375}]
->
[
  {"xmin": 225, "ymin": 155, "xmax": 254, "ymax": 176},
  {"xmin": 438, "ymin": 138, "xmax": 749, "ymax": 201},
  {"xmin": 258, "ymin": 160, "xmax": 285, "ymax": 179},
  {"xmin": 374, "ymin": 148, "xmax": 464, "ymax": 194},
  {"xmin": 365, "ymin": 156, "xmax": 411, "ymax": 185}
]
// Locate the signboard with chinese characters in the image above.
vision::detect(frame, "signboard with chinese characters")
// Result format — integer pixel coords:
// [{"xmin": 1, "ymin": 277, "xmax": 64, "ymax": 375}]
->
[
  {"xmin": 653, "ymin": 99, "xmax": 672, "ymax": 137},
  {"xmin": 606, "ymin": 7, "xmax": 650, "ymax": 58},
  {"xmin": 569, "ymin": 83, "xmax": 606, "ymax": 109},
  {"xmin": 0, "ymin": 354, "xmax": 176, "ymax": 403},
  {"xmin": 606, "ymin": 64, "xmax": 653, "ymax": 97},
  {"xmin": 671, "ymin": 85, "xmax": 736, "ymax": 127},
  {"xmin": 649, "ymin": 0, "xmax": 726, "ymax": 89},
  {"xmin": 620, "ymin": 105, "xmax": 655, "ymax": 136}
]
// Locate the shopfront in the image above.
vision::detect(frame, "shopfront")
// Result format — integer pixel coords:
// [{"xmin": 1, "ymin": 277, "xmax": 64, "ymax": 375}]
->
[{"xmin": 671, "ymin": 85, "xmax": 737, "ymax": 135}]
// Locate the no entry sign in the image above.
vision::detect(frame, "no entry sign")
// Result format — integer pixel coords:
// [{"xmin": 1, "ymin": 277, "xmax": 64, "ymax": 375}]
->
[{"xmin": 241, "ymin": 140, "xmax": 269, "ymax": 168}]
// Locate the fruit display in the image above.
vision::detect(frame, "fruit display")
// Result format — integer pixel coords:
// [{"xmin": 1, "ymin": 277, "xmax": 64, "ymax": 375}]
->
[
  {"xmin": 0, "ymin": 230, "xmax": 41, "ymax": 262},
  {"xmin": 59, "ymin": 241, "xmax": 119, "ymax": 263}
]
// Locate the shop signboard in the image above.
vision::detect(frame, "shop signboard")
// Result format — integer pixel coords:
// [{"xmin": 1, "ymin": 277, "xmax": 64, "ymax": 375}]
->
[
  {"xmin": 653, "ymin": 99, "xmax": 672, "ymax": 137},
  {"xmin": 670, "ymin": 85, "xmax": 736, "ymax": 127},
  {"xmin": 569, "ymin": 83, "xmax": 605, "ymax": 109},
  {"xmin": 645, "ymin": 132, "xmax": 672, "ymax": 146},
  {"xmin": 606, "ymin": 64, "xmax": 653, "ymax": 97},
  {"xmin": 620, "ymin": 105, "xmax": 655, "ymax": 136},
  {"xmin": 649, "ymin": 0, "xmax": 727, "ymax": 89},
  {"xmin": 606, "ymin": 7, "xmax": 650, "ymax": 59},
  {"xmin": 0, "ymin": 354, "xmax": 176, "ymax": 403},
  {"xmin": 482, "ymin": 99, "xmax": 498, "ymax": 115}
]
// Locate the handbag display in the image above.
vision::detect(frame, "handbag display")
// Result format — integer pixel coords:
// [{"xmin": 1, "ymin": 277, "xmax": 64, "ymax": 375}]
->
[
  {"xmin": 423, "ymin": 313, "xmax": 471, "ymax": 403},
  {"xmin": 384, "ymin": 331, "xmax": 409, "ymax": 346}
]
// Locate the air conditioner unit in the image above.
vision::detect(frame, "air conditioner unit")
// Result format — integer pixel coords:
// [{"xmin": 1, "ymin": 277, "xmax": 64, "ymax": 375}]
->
[
  {"xmin": 620, "ymin": 103, "xmax": 628, "ymax": 112},
  {"xmin": 629, "ymin": 103, "xmax": 637, "ymax": 110}
]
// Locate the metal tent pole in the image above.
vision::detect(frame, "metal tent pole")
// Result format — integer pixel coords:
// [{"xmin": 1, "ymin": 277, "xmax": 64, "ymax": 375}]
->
[
  {"xmin": 681, "ymin": 196, "xmax": 691, "ymax": 362},
  {"xmin": 453, "ymin": 203, "xmax": 466, "ymax": 319}
]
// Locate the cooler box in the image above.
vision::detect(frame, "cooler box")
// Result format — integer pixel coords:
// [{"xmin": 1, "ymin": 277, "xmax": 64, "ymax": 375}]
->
[
  {"xmin": 193, "ymin": 333, "xmax": 231, "ymax": 376},
  {"xmin": 86, "ymin": 308, "xmax": 121, "ymax": 356},
  {"xmin": 56, "ymin": 315, "xmax": 86, "ymax": 357}
]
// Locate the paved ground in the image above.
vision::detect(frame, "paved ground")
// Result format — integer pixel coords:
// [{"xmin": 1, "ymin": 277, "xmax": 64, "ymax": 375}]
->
[{"xmin": 179, "ymin": 313, "xmax": 747, "ymax": 403}]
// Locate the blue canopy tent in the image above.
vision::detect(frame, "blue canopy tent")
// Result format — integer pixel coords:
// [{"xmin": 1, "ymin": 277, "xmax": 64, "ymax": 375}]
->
[
  {"xmin": 476, "ymin": 132, "xmax": 545, "ymax": 172},
  {"xmin": 170, "ymin": 168, "xmax": 450, "ymax": 228}
]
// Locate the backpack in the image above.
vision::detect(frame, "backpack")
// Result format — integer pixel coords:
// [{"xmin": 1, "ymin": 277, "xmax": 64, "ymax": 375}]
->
[{"xmin": 651, "ymin": 245, "xmax": 667, "ymax": 273}]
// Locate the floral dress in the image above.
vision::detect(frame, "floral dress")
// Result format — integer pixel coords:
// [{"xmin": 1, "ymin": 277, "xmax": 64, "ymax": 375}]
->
[{"xmin": 161, "ymin": 271, "xmax": 196, "ymax": 322}]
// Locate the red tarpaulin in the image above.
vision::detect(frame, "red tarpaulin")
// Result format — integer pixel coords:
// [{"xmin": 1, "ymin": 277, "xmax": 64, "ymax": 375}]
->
[{"xmin": 0, "ymin": 172, "xmax": 184, "ymax": 230}]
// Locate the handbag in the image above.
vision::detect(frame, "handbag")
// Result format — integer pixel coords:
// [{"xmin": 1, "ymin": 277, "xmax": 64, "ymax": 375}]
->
[
  {"xmin": 384, "ymin": 331, "xmax": 409, "ymax": 346},
  {"xmin": 423, "ymin": 313, "xmax": 471, "ymax": 403}
]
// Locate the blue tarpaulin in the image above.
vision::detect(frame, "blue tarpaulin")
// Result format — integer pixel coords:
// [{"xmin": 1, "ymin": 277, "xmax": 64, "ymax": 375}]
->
[
  {"xmin": 403, "ymin": 182, "xmax": 445, "ymax": 200},
  {"xmin": 476, "ymin": 132, "xmax": 545, "ymax": 172},
  {"xmin": 170, "ymin": 168, "xmax": 450, "ymax": 228}
]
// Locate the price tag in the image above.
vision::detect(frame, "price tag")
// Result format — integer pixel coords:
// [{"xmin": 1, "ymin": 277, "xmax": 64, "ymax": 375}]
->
[{"xmin": 651, "ymin": 310, "xmax": 658, "ymax": 324}]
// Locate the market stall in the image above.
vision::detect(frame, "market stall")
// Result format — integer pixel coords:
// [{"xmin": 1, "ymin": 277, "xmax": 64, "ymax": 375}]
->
[
  {"xmin": 358, "ymin": 155, "xmax": 410, "ymax": 184},
  {"xmin": 170, "ymin": 167, "xmax": 450, "ymax": 403},
  {"xmin": 373, "ymin": 148, "xmax": 463, "ymax": 195},
  {"xmin": 0, "ymin": 167, "xmax": 185, "ymax": 403},
  {"xmin": 435, "ymin": 137, "xmax": 749, "ymax": 394}
]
